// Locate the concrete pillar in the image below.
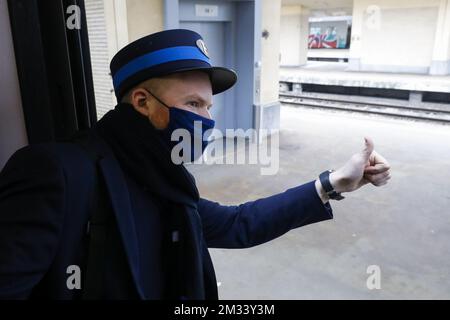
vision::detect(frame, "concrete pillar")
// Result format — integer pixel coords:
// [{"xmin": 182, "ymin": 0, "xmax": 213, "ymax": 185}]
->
[
  {"xmin": 430, "ymin": 0, "xmax": 450, "ymax": 75},
  {"xmin": 348, "ymin": 0, "xmax": 364, "ymax": 71},
  {"xmin": 253, "ymin": 0, "xmax": 282, "ymax": 139},
  {"xmin": 261, "ymin": 0, "xmax": 281, "ymax": 104},
  {"xmin": 292, "ymin": 83, "xmax": 303, "ymax": 94},
  {"xmin": 104, "ymin": 0, "xmax": 129, "ymax": 57},
  {"xmin": 409, "ymin": 91, "xmax": 423, "ymax": 107},
  {"xmin": 298, "ymin": 7, "xmax": 310, "ymax": 66},
  {"xmin": 279, "ymin": 5, "xmax": 310, "ymax": 66}
]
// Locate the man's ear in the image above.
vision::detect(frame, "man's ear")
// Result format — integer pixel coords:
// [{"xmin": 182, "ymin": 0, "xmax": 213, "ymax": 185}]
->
[{"xmin": 129, "ymin": 88, "xmax": 150, "ymax": 116}]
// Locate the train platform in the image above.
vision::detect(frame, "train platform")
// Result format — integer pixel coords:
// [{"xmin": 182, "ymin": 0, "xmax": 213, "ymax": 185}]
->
[
  {"xmin": 280, "ymin": 62, "xmax": 450, "ymax": 93},
  {"xmin": 190, "ymin": 106, "xmax": 450, "ymax": 299}
]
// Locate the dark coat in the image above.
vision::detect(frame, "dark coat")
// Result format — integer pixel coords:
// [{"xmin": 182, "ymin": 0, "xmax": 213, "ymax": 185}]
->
[{"xmin": 0, "ymin": 130, "xmax": 333, "ymax": 299}]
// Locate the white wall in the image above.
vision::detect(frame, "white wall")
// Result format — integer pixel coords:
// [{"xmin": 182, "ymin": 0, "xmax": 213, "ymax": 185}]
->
[
  {"xmin": 430, "ymin": 0, "xmax": 450, "ymax": 75},
  {"xmin": 350, "ymin": 0, "xmax": 441, "ymax": 73},
  {"xmin": 280, "ymin": 6, "xmax": 301, "ymax": 66},
  {"xmin": 0, "ymin": 0, "xmax": 28, "ymax": 170},
  {"xmin": 127, "ymin": 0, "xmax": 164, "ymax": 42}
]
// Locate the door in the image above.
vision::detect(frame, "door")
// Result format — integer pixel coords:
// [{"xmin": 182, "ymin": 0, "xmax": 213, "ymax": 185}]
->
[{"xmin": 180, "ymin": 21, "xmax": 229, "ymax": 132}]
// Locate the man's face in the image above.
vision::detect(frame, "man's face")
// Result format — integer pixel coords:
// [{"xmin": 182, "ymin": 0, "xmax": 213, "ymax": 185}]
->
[{"xmin": 129, "ymin": 70, "xmax": 213, "ymax": 129}]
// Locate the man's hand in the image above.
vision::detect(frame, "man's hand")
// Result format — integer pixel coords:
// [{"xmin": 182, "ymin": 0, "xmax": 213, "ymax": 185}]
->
[{"xmin": 315, "ymin": 137, "xmax": 391, "ymax": 203}]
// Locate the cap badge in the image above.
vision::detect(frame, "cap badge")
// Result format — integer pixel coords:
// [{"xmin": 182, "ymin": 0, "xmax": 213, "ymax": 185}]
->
[{"xmin": 196, "ymin": 39, "xmax": 209, "ymax": 58}]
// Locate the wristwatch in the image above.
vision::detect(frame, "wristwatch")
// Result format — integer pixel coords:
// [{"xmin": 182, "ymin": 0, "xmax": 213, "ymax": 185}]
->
[{"xmin": 319, "ymin": 170, "xmax": 345, "ymax": 201}]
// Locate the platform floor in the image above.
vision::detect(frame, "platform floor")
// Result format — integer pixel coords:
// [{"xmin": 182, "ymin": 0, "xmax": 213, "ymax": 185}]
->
[
  {"xmin": 189, "ymin": 106, "xmax": 450, "ymax": 299},
  {"xmin": 280, "ymin": 62, "xmax": 450, "ymax": 93}
]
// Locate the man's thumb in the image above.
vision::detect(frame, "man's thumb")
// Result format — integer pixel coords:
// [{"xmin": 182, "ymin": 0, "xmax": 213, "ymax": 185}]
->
[{"xmin": 362, "ymin": 136, "xmax": 374, "ymax": 160}]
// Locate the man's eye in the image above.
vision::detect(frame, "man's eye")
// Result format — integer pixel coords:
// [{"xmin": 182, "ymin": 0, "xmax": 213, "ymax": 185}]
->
[{"xmin": 187, "ymin": 101, "xmax": 200, "ymax": 108}]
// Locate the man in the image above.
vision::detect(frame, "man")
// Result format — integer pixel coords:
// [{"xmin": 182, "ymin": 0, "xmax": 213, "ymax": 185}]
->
[{"xmin": 0, "ymin": 29, "xmax": 391, "ymax": 299}]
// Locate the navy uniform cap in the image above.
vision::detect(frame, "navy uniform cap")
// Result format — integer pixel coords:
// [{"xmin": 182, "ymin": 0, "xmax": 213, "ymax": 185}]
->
[{"xmin": 110, "ymin": 29, "xmax": 237, "ymax": 101}]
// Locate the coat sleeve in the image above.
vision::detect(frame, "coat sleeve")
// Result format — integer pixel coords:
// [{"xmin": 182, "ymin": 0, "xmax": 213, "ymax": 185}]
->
[
  {"xmin": 198, "ymin": 180, "xmax": 333, "ymax": 249},
  {"xmin": 0, "ymin": 145, "xmax": 66, "ymax": 299}
]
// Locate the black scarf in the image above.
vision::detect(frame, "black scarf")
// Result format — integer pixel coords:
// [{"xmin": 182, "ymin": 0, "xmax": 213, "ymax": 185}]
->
[{"xmin": 94, "ymin": 102, "xmax": 216, "ymax": 299}]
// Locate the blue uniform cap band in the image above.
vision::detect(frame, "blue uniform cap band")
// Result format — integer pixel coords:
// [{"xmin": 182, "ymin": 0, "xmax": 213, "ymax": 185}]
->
[{"xmin": 112, "ymin": 46, "xmax": 211, "ymax": 89}]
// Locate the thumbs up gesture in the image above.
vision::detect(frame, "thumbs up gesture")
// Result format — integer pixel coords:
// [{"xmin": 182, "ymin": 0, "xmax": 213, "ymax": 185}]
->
[{"xmin": 329, "ymin": 137, "xmax": 391, "ymax": 194}]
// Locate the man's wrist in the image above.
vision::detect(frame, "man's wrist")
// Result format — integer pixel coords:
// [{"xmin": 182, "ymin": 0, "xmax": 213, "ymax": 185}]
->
[
  {"xmin": 315, "ymin": 179, "xmax": 330, "ymax": 204},
  {"xmin": 329, "ymin": 170, "xmax": 344, "ymax": 193},
  {"xmin": 316, "ymin": 170, "xmax": 346, "ymax": 203}
]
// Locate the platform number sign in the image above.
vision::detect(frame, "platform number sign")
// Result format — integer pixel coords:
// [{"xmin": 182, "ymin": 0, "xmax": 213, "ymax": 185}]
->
[{"xmin": 195, "ymin": 4, "xmax": 219, "ymax": 17}]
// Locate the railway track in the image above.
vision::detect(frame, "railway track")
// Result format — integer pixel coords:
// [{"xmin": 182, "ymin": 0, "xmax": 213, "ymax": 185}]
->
[{"xmin": 279, "ymin": 92, "xmax": 450, "ymax": 123}]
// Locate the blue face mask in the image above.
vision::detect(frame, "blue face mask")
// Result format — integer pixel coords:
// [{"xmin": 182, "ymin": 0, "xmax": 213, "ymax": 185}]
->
[{"xmin": 144, "ymin": 89, "xmax": 215, "ymax": 162}]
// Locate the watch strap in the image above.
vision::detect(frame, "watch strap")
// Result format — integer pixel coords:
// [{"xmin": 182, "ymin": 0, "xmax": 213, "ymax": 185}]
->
[{"xmin": 319, "ymin": 170, "xmax": 345, "ymax": 200}]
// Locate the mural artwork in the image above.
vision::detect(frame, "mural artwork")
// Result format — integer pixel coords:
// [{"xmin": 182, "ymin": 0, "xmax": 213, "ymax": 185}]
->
[{"xmin": 308, "ymin": 26, "xmax": 347, "ymax": 49}]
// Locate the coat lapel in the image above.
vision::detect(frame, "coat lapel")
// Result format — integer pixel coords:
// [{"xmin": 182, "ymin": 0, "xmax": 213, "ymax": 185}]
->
[
  {"xmin": 98, "ymin": 155, "xmax": 145, "ymax": 299},
  {"xmin": 81, "ymin": 129, "xmax": 146, "ymax": 299}
]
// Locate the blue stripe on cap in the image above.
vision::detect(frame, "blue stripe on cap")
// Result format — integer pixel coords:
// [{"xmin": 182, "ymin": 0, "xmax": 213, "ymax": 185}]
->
[{"xmin": 113, "ymin": 46, "xmax": 210, "ymax": 89}]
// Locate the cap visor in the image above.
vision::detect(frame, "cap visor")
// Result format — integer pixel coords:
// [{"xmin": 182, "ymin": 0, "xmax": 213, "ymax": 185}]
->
[
  {"xmin": 162, "ymin": 66, "xmax": 237, "ymax": 95},
  {"xmin": 208, "ymin": 67, "xmax": 238, "ymax": 95}
]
